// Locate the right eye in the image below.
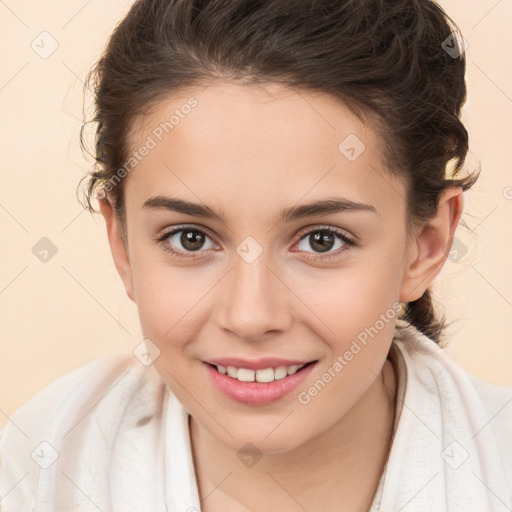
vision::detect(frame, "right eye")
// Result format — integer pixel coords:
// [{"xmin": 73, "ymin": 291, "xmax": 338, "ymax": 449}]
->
[{"xmin": 157, "ymin": 226, "xmax": 217, "ymax": 260}]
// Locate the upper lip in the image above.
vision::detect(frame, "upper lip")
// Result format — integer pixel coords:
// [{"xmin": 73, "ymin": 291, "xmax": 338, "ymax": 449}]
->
[{"xmin": 204, "ymin": 357, "xmax": 316, "ymax": 370}]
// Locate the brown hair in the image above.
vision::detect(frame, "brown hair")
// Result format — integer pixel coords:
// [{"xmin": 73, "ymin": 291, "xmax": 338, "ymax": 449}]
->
[{"xmin": 78, "ymin": 0, "xmax": 480, "ymax": 345}]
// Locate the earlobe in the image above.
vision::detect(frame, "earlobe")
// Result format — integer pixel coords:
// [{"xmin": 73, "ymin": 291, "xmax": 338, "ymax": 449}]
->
[
  {"xmin": 98, "ymin": 193, "xmax": 136, "ymax": 303},
  {"xmin": 399, "ymin": 187, "xmax": 464, "ymax": 303}
]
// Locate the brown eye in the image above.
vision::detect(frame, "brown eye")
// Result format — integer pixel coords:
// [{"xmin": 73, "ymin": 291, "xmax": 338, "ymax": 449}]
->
[
  {"xmin": 178, "ymin": 229, "xmax": 207, "ymax": 251},
  {"xmin": 297, "ymin": 228, "xmax": 349, "ymax": 254},
  {"xmin": 158, "ymin": 226, "xmax": 216, "ymax": 260},
  {"xmin": 294, "ymin": 226, "xmax": 355, "ymax": 261},
  {"xmin": 307, "ymin": 230, "xmax": 337, "ymax": 253}
]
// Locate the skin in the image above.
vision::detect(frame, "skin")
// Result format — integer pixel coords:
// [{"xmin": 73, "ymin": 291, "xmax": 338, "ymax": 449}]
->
[{"xmin": 98, "ymin": 79, "xmax": 464, "ymax": 511}]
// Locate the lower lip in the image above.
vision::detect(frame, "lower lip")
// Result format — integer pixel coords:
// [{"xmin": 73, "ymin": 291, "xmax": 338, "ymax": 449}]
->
[{"xmin": 203, "ymin": 361, "xmax": 317, "ymax": 405}]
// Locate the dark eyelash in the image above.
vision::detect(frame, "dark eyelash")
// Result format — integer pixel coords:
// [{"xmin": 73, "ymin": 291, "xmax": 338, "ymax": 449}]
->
[
  {"xmin": 156, "ymin": 225, "xmax": 209, "ymax": 261},
  {"xmin": 296, "ymin": 225, "xmax": 356, "ymax": 262},
  {"xmin": 156, "ymin": 224, "xmax": 356, "ymax": 262}
]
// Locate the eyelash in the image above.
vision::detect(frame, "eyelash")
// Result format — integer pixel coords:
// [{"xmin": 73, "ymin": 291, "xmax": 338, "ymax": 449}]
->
[{"xmin": 156, "ymin": 224, "xmax": 356, "ymax": 262}]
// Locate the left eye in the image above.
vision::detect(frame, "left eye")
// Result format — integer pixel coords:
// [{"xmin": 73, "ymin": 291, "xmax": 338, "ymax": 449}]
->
[{"xmin": 295, "ymin": 227, "xmax": 352, "ymax": 255}]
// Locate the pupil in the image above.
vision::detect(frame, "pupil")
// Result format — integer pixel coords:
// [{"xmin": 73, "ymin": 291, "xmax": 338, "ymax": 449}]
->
[
  {"xmin": 181, "ymin": 230, "xmax": 205, "ymax": 251},
  {"xmin": 310, "ymin": 231, "xmax": 334, "ymax": 253}
]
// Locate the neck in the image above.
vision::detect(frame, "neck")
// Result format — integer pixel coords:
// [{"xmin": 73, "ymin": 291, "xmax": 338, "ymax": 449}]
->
[{"xmin": 190, "ymin": 358, "xmax": 397, "ymax": 512}]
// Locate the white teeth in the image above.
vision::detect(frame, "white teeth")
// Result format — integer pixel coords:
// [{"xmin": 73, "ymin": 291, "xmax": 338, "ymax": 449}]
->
[
  {"xmin": 255, "ymin": 368, "xmax": 274, "ymax": 383},
  {"xmin": 226, "ymin": 366, "xmax": 238, "ymax": 378},
  {"xmin": 237, "ymin": 368, "xmax": 255, "ymax": 382},
  {"xmin": 287, "ymin": 364, "xmax": 302, "ymax": 375},
  {"xmin": 274, "ymin": 366, "xmax": 288, "ymax": 380},
  {"xmin": 216, "ymin": 363, "xmax": 308, "ymax": 382}
]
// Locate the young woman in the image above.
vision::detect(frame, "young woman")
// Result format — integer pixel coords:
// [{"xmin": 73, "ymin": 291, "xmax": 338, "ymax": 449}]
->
[{"xmin": 1, "ymin": 0, "xmax": 511, "ymax": 511}]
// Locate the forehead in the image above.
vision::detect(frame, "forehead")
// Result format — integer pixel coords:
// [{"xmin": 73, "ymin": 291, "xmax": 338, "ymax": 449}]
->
[{"xmin": 124, "ymin": 80, "xmax": 406, "ymax": 223}]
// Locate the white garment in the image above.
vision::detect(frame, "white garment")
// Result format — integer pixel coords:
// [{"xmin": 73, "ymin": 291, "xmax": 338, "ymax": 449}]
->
[{"xmin": 1, "ymin": 322, "xmax": 511, "ymax": 511}]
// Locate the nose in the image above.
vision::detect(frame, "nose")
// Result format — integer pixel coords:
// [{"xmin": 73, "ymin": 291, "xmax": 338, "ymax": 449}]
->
[{"xmin": 215, "ymin": 250, "xmax": 293, "ymax": 342}]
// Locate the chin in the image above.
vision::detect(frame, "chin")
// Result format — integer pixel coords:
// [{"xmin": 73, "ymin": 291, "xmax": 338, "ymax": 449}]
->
[{"xmin": 215, "ymin": 422, "xmax": 309, "ymax": 456}]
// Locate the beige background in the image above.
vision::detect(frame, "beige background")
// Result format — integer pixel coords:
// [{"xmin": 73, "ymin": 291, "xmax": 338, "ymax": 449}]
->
[{"xmin": 1, "ymin": 0, "xmax": 511, "ymax": 430}]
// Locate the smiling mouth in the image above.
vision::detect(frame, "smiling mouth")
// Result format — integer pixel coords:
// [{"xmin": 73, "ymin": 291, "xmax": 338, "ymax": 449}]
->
[{"xmin": 205, "ymin": 360, "xmax": 317, "ymax": 383}]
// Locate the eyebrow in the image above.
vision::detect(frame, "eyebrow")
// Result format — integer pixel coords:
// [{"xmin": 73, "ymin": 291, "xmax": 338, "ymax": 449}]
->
[{"xmin": 142, "ymin": 195, "xmax": 379, "ymax": 224}]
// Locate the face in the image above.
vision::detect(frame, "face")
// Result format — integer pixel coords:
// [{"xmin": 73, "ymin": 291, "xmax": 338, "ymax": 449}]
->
[{"xmin": 101, "ymin": 80, "xmax": 444, "ymax": 455}]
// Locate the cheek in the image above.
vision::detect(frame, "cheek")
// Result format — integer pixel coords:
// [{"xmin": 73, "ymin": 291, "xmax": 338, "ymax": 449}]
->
[
  {"xmin": 130, "ymin": 255, "xmax": 223, "ymax": 361},
  {"xmin": 298, "ymin": 260, "xmax": 401, "ymax": 343},
  {"xmin": 295, "ymin": 242, "xmax": 403, "ymax": 374},
  {"xmin": 297, "ymin": 279, "xmax": 399, "ymax": 428},
  {"xmin": 131, "ymin": 259, "xmax": 200, "ymax": 346}
]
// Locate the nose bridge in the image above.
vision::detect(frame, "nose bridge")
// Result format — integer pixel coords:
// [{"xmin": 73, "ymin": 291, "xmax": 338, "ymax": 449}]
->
[{"xmin": 218, "ymin": 244, "xmax": 290, "ymax": 340}]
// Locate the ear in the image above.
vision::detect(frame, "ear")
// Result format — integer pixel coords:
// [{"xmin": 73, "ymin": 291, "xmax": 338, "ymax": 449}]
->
[
  {"xmin": 98, "ymin": 191, "xmax": 136, "ymax": 303},
  {"xmin": 400, "ymin": 186, "xmax": 464, "ymax": 302}
]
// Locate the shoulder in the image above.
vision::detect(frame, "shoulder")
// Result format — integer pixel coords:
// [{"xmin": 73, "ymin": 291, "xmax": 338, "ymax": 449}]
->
[
  {"xmin": 463, "ymin": 373, "xmax": 512, "ymax": 491},
  {"xmin": 467, "ymin": 372, "xmax": 512, "ymax": 451},
  {"xmin": 396, "ymin": 322, "xmax": 512, "ymax": 435},
  {"xmin": 393, "ymin": 322, "xmax": 512, "ymax": 480},
  {"xmin": 4, "ymin": 355, "xmax": 108, "ymax": 425},
  {"xmin": 1, "ymin": 351, "xmax": 135, "ymax": 441},
  {"xmin": 0, "ymin": 350, "xmax": 151, "ymax": 511}
]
